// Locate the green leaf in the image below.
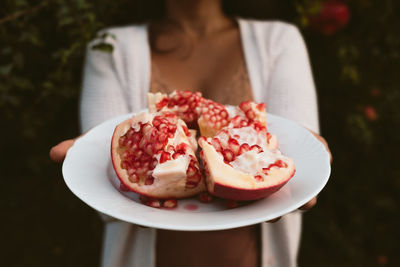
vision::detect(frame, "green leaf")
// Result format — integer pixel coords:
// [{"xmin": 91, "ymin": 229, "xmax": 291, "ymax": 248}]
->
[{"xmin": 91, "ymin": 42, "xmax": 114, "ymax": 53}]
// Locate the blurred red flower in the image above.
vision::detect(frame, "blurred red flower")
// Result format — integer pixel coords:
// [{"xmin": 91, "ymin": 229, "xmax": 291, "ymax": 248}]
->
[
  {"xmin": 309, "ymin": 0, "xmax": 350, "ymax": 35},
  {"xmin": 364, "ymin": 106, "xmax": 378, "ymax": 121}
]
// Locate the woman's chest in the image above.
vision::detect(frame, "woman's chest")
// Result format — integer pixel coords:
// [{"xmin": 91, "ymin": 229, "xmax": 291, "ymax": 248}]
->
[{"xmin": 150, "ymin": 30, "xmax": 254, "ymax": 105}]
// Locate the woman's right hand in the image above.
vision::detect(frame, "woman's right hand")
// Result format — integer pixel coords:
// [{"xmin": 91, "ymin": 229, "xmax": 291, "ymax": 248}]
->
[{"xmin": 49, "ymin": 137, "xmax": 79, "ymax": 163}]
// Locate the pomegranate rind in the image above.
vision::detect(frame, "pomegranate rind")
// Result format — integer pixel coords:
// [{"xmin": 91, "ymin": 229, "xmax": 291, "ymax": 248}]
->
[
  {"xmin": 111, "ymin": 113, "xmax": 205, "ymax": 199},
  {"xmin": 198, "ymin": 139, "xmax": 295, "ymax": 201}
]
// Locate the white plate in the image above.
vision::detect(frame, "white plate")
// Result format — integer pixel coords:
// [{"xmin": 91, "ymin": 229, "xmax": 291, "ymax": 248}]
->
[{"xmin": 62, "ymin": 112, "xmax": 331, "ymax": 231}]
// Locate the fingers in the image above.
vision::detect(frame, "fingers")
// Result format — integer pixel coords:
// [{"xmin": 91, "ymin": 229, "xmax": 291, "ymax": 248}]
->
[
  {"xmin": 299, "ymin": 197, "xmax": 317, "ymax": 211},
  {"xmin": 267, "ymin": 197, "xmax": 317, "ymax": 223},
  {"xmin": 267, "ymin": 217, "xmax": 282, "ymax": 223},
  {"xmin": 49, "ymin": 139, "xmax": 75, "ymax": 163}
]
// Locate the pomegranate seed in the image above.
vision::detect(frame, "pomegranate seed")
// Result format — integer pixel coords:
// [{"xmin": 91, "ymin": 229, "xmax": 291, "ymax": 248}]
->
[
  {"xmin": 256, "ymin": 103, "xmax": 266, "ymax": 111},
  {"xmin": 223, "ymin": 149, "xmax": 235, "ymax": 162},
  {"xmin": 176, "ymin": 143, "xmax": 188, "ymax": 153},
  {"xmin": 186, "ymin": 166, "xmax": 197, "ymax": 177},
  {"xmin": 145, "ymin": 177, "xmax": 154, "ymax": 185},
  {"xmin": 228, "ymin": 138, "xmax": 240, "ymax": 154},
  {"xmin": 159, "ymin": 151, "xmax": 171, "ymax": 163},
  {"xmin": 128, "ymin": 174, "xmax": 139, "ymax": 183},
  {"xmin": 275, "ymin": 160, "xmax": 288, "ymax": 168},
  {"xmin": 239, "ymin": 101, "xmax": 252, "ymax": 112},
  {"xmin": 246, "ymin": 110, "xmax": 256, "ymax": 120},
  {"xmin": 136, "ymin": 167, "xmax": 147, "ymax": 175},
  {"xmin": 144, "ymin": 143, "xmax": 153, "ymax": 155},
  {"xmin": 211, "ymin": 138, "xmax": 222, "ymax": 151},
  {"xmin": 198, "ymin": 192, "xmax": 213, "ymax": 203},
  {"xmin": 163, "ymin": 199, "xmax": 178, "ymax": 209},
  {"xmin": 255, "ymin": 175, "xmax": 264, "ymax": 182},
  {"xmin": 171, "ymin": 152, "xmax": 178, "ymax": 159},
  {"xmin": 182, "ymin": 125, "xmax": 191, "ymax": 136},
  {"xmin": 121, "ymin": 160, "xmax": 131, "ymax": 169},
  {"xmin": 238, "ymin": 143, "xmax": 250, "ymax": 155},
  {"xmin": 153, "ymin": 142, "xmax": 164, "ymax": 152},
  {"xmin": 147, "ymin": 199, "xmax": 161, "ymax": 208},
  {"xmin": 250, "ymin": 145, "xmax": 263, "ymax": 153}
]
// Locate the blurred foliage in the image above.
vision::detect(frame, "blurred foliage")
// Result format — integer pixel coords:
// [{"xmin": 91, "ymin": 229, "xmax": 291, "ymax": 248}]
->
[{"xmin": 1, "ymin": 0, "xmax": 399, "ymax": 266}]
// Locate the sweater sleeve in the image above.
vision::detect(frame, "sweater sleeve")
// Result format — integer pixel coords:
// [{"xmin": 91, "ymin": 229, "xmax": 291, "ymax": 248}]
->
[
  {"xmin": 79, "ymin": 36, "xmax": 129, "ymax": 133},
  {"xmin": 265, "ymin": 23, "xmax": 320, "ymax": 133}
]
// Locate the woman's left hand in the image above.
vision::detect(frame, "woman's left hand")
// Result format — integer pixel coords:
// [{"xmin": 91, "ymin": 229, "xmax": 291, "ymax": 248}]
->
[{"xmin": 267, "ymin": 130, "xmax": 332, "ymax": 223}]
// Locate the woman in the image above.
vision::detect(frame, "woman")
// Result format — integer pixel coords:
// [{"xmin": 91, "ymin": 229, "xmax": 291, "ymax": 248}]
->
[{"xmin": 50, "ymin": 0, "xmax": 331, "ymax": 266}]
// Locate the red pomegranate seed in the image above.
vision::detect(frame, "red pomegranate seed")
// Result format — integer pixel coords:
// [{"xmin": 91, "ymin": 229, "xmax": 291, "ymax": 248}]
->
[
  {"xmin": 128, "ymin": 174, "xmax": 139, "ymax": 183},
  {"xmin": 186, "ymin": 166, "xmax": 197, "ymax": 177},
  {"xmin": 140, "ymin": 195, "xmax": 161, "ymax": 208},
  {"xmin": 223, "ymin": 149, "xmax": 235, "ymax": 162},
  {"xmin": 211, "ymin": 138, "xmax": 222, "ymax": 151},
  {"xmin": 156, "ymin": 97, "xmax": 169, "ymax": 110},
  {"xmin": 228, "ymin": 138, "xmax": 240, "ymax": 154},
  {"xmin": 121, "ymin": 160, "xmax": 131, "ymax": 170},
  {"xmin": 262, "ymin": 160, "xmax": 288, "ymax": 174},
  {"xmin": 256, "ymin": 103, "xmax": 266, "ymax": 111},
  {"xmin": 145, "ymin": 177, "xmax": 154, "ymax": 185},
  {"xmin": 245, "ymin": 110, "xmax": 256, "ymax": 120},
  {"xmin": 176, "ymin": 143, "xmax": 189, "ymax": 153},
  {"xmin": 239, "ymin": 101, "xmax": 252, "ymax": 112},
  {"xmin": 238, "ymin": 143, "xmax": 250, "ymax": 155},
  {"xmin": 163, "ymin": 199, "xmax": 178, "ymax": 209},
  {"xmin": 155, "ymin": 91, "xmax": 204, "ymax": 123},
  {"xmin": 250, "ymin": 145, "xmax": 263, "ymax": 153},
  {"xmin": 198, "ymin": 192, "xmax": 213, "ymax": 203},
  {"xmin": 254, "ymin": 175, "xmax": 264, "ymax": 182},
  {"xmin": 147, "ymin": 199, "xmax": 161, "ymax": 208},
  {"xmin": 159, "ymin": 151, "xmax": 171, "ymax": 163},
  {"xmin": 182, "ymin": 125, "xmax": 191, "ymax": 136}
]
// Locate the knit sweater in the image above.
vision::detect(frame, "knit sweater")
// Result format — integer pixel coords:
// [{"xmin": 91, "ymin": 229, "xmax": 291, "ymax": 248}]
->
[{"xmin": 80, "ymin": 18, "xmax": 319, "ymax": 267}]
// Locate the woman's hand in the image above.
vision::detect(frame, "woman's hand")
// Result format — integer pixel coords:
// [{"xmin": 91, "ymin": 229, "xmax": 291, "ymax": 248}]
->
[
  {"xmin": 267, "ymin": 130, "xmax": 332, "ymax": 223},
  {"xmin": 49, "ymin": 136, "xmax": 82, "ymax": 163}
]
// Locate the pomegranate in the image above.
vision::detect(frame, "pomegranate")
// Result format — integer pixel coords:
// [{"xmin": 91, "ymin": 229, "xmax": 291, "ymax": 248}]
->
[
  {"xmin": 148, "ymin": 91, "xmax": 204, "ymax": 126},
  {"xmin": 111, "ymin": 111, "xmax": 205, "ymax": 201},
  {"xmin": 148, "ymin": 91, "xmax": 271, "ymax": 138},
  {"xmin": 198, "ymin": 122, "xmax": 295, "ymax": 201},
  {"xmin": 111, "ymin": 91, "xmax": 295, "ymax": 207}
]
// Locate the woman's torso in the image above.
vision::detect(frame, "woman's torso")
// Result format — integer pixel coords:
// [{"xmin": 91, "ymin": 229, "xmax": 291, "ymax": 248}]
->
[{"xmin": 150, "ymin": 19, "xmax": 260, "ymax": 267}]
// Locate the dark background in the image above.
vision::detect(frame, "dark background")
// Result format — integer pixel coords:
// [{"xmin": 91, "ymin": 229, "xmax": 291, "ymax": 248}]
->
[{"xmin": 1, "ymin": 0, "xmax": 399, "ymax": 266}]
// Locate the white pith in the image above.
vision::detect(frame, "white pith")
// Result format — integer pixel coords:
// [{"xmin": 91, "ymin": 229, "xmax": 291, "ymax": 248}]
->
[
  {"xmin": 199, "ymin": 140, "xmax": 294, "ymax": 190},
  {"xmin": 250, "ymin": 102, "xmax": 267, "ymax": 125}
]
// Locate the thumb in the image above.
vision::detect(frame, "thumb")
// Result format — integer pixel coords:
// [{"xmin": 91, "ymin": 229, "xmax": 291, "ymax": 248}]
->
[{"xmin": 49, "ymin": 139, "xmax": 76, "ymax": 163}]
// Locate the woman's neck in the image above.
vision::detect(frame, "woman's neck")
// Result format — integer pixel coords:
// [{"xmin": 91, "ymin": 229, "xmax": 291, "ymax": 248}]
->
[{"xmin": 165, "ymin": 0, "xmax": 233, "ymax": 37}]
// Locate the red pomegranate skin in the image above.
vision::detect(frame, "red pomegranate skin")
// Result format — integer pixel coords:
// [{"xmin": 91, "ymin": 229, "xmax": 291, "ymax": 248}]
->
[
  {"xmin": 309, "ymin": 0, "xmax": 350, "ymax": 35},
  {"xmin": 211, "ymin": 169, "xmax": 295, "ymax": 201}
]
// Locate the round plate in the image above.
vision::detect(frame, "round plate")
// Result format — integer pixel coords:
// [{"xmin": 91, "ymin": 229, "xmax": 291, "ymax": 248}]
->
[{"xmin": 62, "ymin": 112, "xmax": 330, "ymax": 231}]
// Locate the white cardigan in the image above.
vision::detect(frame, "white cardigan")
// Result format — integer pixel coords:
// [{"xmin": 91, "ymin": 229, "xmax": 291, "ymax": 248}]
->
[{"xmin": 80, "ymin": 18, "xmax": 319, "ymax": 267}]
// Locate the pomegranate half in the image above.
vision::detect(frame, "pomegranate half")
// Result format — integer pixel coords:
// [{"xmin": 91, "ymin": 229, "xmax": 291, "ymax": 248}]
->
[
  {"xmin": 198, "ymin": 123, "xmax": 295, "ymax": 201},
  {"xmin": 111, "ymin": 111, "xmax": 205, "ymax": 199}
]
